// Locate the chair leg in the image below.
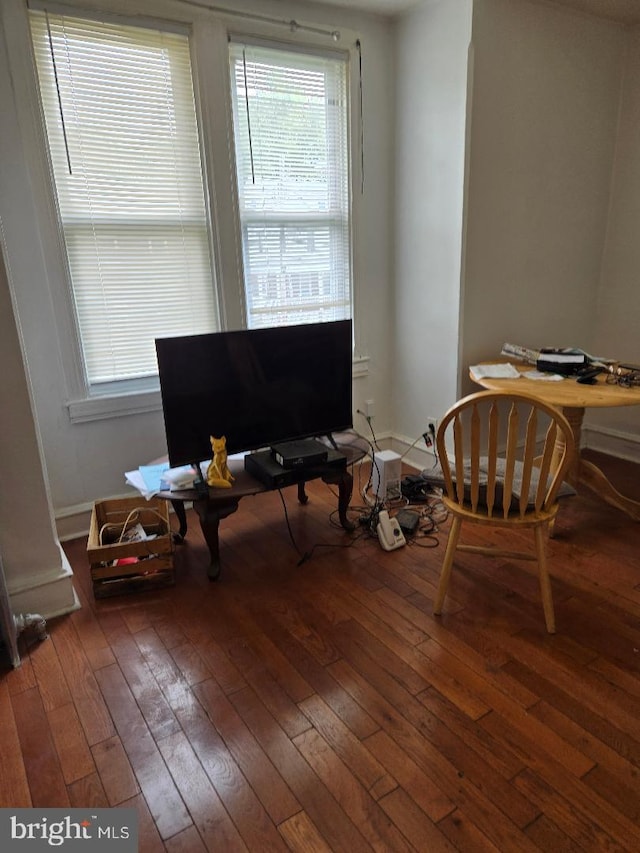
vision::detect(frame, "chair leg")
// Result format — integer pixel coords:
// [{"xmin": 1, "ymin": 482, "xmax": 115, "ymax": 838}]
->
[
  {"xmin": 434, "ymin": 516, "xmax": 462, "ymax": 615},
  {"xmin": 534, "ymin": 523, "xmax": 556, "ymax": 634}
]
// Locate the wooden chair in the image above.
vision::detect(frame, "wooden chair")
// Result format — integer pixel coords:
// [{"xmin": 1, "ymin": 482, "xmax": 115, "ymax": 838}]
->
[{"xmin": 432, "ymin": 390, "xmax": 575, "ymax": 633}]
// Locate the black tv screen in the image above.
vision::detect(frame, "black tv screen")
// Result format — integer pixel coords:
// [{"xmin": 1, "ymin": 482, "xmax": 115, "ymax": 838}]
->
[{"xmin": 155, "ymin": 319, "xmax": 353, "ymax": 467}]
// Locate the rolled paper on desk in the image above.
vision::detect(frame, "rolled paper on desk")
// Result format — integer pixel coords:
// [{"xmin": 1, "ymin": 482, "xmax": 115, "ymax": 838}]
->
[{"xmin": 501, "ymin": 343, "xmax": 540, "ymax": 364}]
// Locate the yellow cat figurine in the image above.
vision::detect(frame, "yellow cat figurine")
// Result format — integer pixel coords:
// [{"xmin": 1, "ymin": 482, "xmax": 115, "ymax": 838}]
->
[{"xmin": 206, "ymin": 435, "xmax": 235, "ymax": 489}]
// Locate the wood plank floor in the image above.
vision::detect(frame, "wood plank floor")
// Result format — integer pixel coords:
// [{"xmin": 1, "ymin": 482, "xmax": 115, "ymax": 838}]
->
[{"xmin": 2, "ymin": 452, "xmax": 640, "ymax": 851}]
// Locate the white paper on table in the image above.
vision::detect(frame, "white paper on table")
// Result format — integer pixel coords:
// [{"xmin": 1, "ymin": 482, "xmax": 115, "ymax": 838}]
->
[
  {"xmin": 470, "ymin": 363, "xmax": 521, "ymax": 381},
  {"xmin": 125, "ymin": 470, "xmax": 156, "ymax": 499},
  {"xmin": 523, "ymin": 370, "xmax": 565, "ymax": 381}
]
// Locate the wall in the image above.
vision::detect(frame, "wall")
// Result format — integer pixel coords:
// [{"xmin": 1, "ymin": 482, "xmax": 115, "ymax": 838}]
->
[
  {"xmin": 4, "ymin": 0, "xmax": 640, "ymax": 568},
  {"xmin": 588, "ymin": 26, "xmax": 640, "ymax": 458},
  {"xmin": 0, "ymin": 0, "xmax": 395, "ymax": 538},
  {"xmin": 461, "ymin": 0, "xmax": 625, "ymax": 397},
  {"xmin": 392, "ymin": 0, "xmax": 473, "ymax": 468},
  {"xmin": 0, "ymin": 241, "xmax": 78, "ymax": 620},
  {"xmin": 392, "ymin": 0, "xmax": 640, "ymax": 467}
]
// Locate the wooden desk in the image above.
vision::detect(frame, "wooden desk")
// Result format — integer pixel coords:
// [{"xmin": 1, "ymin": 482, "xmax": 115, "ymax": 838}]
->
[
  {"xmin": 471, "ymin": 363, "xmax": 640, "ymax": 521},
  {"xmin": 158, "ymin": 443, "xmax": 366, "ymax": 580}
]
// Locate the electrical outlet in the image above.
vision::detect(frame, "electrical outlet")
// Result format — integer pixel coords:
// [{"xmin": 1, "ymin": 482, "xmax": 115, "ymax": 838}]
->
[
  {"xmin": 423, "ymin": 417, "xmax": 438, "ymax": 449},
  {"xmin": 364, "ymin": 399, "xmax": 375, "ymax": 418}
]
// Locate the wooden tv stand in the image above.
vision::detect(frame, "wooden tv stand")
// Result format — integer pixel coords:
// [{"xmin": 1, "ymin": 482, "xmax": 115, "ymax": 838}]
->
[{"xmin": 157, "ymin": 443, "xmax": 365, "ymax": 580}]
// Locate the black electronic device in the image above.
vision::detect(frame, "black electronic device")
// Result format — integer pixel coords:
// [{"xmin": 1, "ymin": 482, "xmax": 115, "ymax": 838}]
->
[
  {"xmin": 401, "ymin": 474, "xmax": 434, "ymax": 502},
  {"xmin": 245, "ymin": 447, "xmax": 346, "ymax": 489},
  {"xmin": 536, "ymin": 348, "xmax": 588, "ymax": 375},
  {"xmin": 395, "ymin": 508, "xmax": 421, "ymax": 536},
  {"xmin": 155, "ymin": 320, "xmax": 353, "ymax": 468},
  {"xmin": 271, "ymin": 438, "xmax": 328, "ymax": 469},
  {"xmin": 576, "ymin": 366, "xmax": 605, "ymax": 385}
]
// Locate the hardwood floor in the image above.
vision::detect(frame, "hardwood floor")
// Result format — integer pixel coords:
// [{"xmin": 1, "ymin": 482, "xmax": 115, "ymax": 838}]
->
[{"xmin": 2, "ymin": 454, "xmax": 640, "ymax": 851}]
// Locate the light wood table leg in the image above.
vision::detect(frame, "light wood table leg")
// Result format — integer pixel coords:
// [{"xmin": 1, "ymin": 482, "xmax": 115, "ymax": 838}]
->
[
  {"xmin": 578, "ymin": 459, "xmax": 640, "ymax": 521},
  {"xmin": 556, "ymin": 406, "xmax": 584, "ymax": 487},
  {"xmin": 560, "ymin": 406, "xmax": 640, "ymax": 521}
]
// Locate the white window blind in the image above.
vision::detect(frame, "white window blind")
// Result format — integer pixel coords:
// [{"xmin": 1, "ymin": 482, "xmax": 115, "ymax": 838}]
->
[
  {"xmin": 229, "ymin": 42, "xmax": 352, "ymax": 329},
  {"xmin": 29, "ymin": 10, "xmax": 218, "ymax": 390}
]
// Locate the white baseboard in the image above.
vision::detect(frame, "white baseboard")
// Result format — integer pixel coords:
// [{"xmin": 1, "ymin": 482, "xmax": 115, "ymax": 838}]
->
[
  {"xmin": 55, "ymin": 491, "xmax": 191, "ymax": 542},
  {"xmin": 390, "ymin": 434, "xmax": 437, "ymax": 473},
  {"xmin": 55, "ymin": 502, "xmax": 94, "ymax": 542},
  {"xmin": 393, "ymin": 425, "xmax": 640, "ymax": 473},
  {"xmin": 54, "ymin": 433, "xmax": 385, "ymax": 542},
  {"xmin": 53, "ymin": 428, "xmax": 639, "ymax": 542},
  {"xmin": 9, "ymin": 547, "xmax": 81, "ymax": 621},
  {"xmin": 55, "ymin": 490, "xmax": 139, "ymax": 542},
  {"xmin": 582, "ymin": 424, "xmax": 640, "ymax": 464}
]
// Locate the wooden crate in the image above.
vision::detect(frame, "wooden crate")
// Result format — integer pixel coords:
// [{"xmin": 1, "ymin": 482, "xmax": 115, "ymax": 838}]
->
[{"xmin": 87, "ymin": 497, "xmax": 174, "ymax": 598}]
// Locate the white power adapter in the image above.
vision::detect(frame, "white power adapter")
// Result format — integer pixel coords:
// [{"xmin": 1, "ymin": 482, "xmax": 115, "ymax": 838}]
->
[{"xmin": 371, "ymin": 450, "xmax": 402, "ymax": 501}]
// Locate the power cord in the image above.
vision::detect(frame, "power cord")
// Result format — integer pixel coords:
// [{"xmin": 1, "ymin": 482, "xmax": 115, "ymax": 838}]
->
[
  {"xmin": 318, "ymin": 429, "xmax": 379, "ymax": 521},
  {"xmin": 276, "ymin": 488, "xmax": 309, "ymax": 563},
  {"xmin": 298, "ymin": 526, "xmax": 371, "ymax": 565},
  {"xmin": 356, "ymin": 409, "xmax": 380, "ymax": 451},
  {"xmin": 384, "ymin": 495, "xmax": 447, "ymax": 550},
  {"xmin": 273, "ymin": 428, "xmax": 445, "ymax": 561},
  {"xmin": 98, "ymin": 506, "xmax": 167, "ymax": 545},
  {"xmin": 276, "ymin": 487, "xmax": 365, "ymax": 567}
]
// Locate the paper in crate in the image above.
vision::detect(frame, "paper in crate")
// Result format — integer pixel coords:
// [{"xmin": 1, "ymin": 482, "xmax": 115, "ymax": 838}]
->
[{"xmin": 87, "ymin": 496, "xmax": 174, "ymax": 597}]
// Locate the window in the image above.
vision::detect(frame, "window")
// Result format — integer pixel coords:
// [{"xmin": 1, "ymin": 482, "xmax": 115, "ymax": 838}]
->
[
  {"xmin": 27, "ymin": 7, "xmax": 355, "ymax": 403},
  {"xmin": 229, "ymin": 42, "xmax": 352, "ymax": 329},
  {"xmin": 29, "ymin": 10, "xmax": 217, "ymax": 392}
]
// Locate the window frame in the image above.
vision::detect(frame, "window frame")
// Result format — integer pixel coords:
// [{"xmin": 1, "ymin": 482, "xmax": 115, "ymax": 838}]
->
[
  {"xmin": 28, "ymin": 7, "xmax": 221, "ymax": 395},
  {"xmin": 228, "ymin": 36, "xmax": 353, "ymax": 330},
  {"xmin": 12, "ymin": 0, "xmax": 365, "ymax": 423}
]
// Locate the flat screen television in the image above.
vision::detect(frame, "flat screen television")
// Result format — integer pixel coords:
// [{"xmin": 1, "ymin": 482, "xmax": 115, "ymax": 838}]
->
[{"xmin": 155, "ymin": 319, "xmax": 353, "ymax": 468}]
